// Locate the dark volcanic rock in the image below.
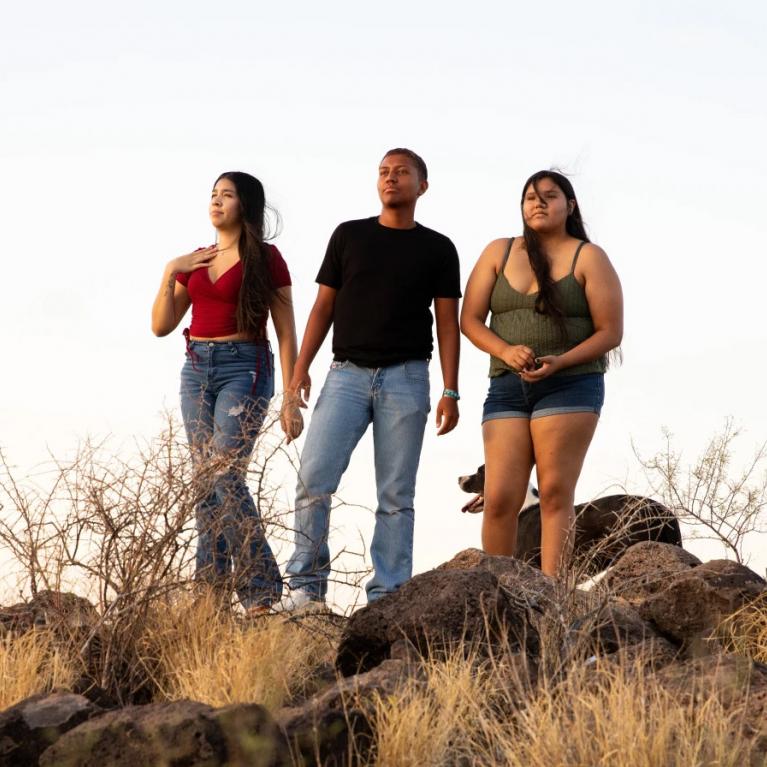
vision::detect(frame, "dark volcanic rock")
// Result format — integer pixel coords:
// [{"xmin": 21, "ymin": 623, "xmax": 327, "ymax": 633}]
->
[
  {"xmin": 278, "ymin": 659, "xmax": 410, "ymax": 767},
  {"xmin": 596, "ymin": 635, "xmax": 681, "ymax": 672},
  {"xmin": 0, "ymin": 691, "xmax": 101, "ymax": 767},
  {"xmin": 600, "ymin": 541, "xmax": 702, "ymax": 600},
  {"xmin": 336, "ymin": 566, "xmax": 539, "ymax": 677},
  {"xmin": 636, "ymin": 560, "xmax": 766, "ymax": 646},
  {"xmin": 0, "ymin": 591, "xmax": 98, "ymax": 638},
  {"xmin": 570, "ymin": 598, "xmax": 666, "ymax": 656},
  {"xmin": 602, "ymin": 545, "xmax": 766, "ymax": 648},
  {"xmin": 39, "ymin": 699, "xmax": 288, "ymax": 767},
  {"xmin": 439, "ymin": 548, "xmax": 557, "ymax": 601},
  {"xmin": 656, "ymin": 654, "xmax": 767, "ymax": 753}
]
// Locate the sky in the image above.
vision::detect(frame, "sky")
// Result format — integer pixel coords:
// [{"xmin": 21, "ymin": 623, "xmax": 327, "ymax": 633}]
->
[{"xmin": 2, "ymin": 1, "xmax": 766, "ymax": 607}]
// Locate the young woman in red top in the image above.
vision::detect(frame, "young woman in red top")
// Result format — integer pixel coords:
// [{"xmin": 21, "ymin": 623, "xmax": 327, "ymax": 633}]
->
[{"xmin": 151, "ymin": 171, "xmax": 302, "ymax": 613}]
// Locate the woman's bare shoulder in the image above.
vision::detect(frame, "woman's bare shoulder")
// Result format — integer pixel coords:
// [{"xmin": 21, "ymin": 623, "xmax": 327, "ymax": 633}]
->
[
  {"xmin": 577, "ymin": 242, "xmax": 620, "ymax": 284},
  {"xmin": 479, "ymin": 236, "xmax": 521, "ymax": 267},
  {"xmin": 577, "ymin": 242, "xmax": 613, "ymax": 268}
]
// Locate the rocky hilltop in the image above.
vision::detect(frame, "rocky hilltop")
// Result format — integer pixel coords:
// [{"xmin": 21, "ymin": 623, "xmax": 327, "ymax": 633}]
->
[{"xmin": 1, "ymin": 542, "xmax": 766, "ymax": 766}]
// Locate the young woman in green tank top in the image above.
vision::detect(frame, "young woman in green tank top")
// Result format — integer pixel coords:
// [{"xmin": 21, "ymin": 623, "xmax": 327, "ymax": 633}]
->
[{"xmin": 460, "ymin": 171, "xmax": 623, "ymax": 577}]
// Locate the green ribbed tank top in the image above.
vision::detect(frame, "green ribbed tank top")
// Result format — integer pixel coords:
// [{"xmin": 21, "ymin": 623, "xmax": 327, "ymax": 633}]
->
[{"xmin": 489, "ymin": 238, "xmax": 606, "ymax": 378}]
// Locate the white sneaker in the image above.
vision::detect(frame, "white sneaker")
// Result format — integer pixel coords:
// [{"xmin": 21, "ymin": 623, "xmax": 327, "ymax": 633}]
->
[{"xmin": 271, "ymin": 589, "xmax": 326, "ymax": 614}]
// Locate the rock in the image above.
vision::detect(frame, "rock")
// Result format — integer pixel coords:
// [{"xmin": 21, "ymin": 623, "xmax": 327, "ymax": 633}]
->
[
  {"xmin": 439, "ymin": 548, "xmax": 557, "ymax": 602},
  {"xmin": 0, "ymin": 691, "xmax": 101, "ymax": 767},
  {"xmin": 594, "ymin": 635, "xmax": 681, "ymax": 672},
  {"xmin": 636, "ymin": 560, "xmax": 766, "ymax": 647},
  {"xmin": 39, "ymin": 699, "xmax": 288, "ymax": 767},
  {"xmin": 212, "ymin": 704, "xmax": 291, "ymax": 767},
  {"xmin": 277, "ymin": 659, "xmax": 410, "ymax": 767},
  {"xmin": 569, "ymin": 598, "xmax": 666, "ymax": 656},
  {"xmin": 655, "ymin": 654, "xmax": 767, "ymax": 752},
  {"xmin": 694, "ymin": 559, "xmax": 767, "ymax": 597},
  {"xmin": 69, "ymin": 677, "xmax": 118, "ymax": 710},
  {"xmin": 336, "ymin": 566, "xmax": 539, "ymax": 677},
  {"xmin": 0, "ymin": 591, "xmax": 98, "ymax": 637},
  {"xmin": 600, "ymin": 541, "xmax": 702, "ymax": 600}
]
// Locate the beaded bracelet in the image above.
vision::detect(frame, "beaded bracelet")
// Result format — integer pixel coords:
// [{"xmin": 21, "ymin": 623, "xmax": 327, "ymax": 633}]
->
[{"xmin": 442, "ymin": 388, "xmax": 460, "ymax": 400}]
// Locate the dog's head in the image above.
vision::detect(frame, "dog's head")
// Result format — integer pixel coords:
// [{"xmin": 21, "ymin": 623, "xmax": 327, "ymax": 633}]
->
[
  {"xmin": 458, "ymin": 465, "xmax": 485, "ymax": 494},
  {"xmin": 458, "ymin": 463, "xmax": 539, "ymax": 515}
]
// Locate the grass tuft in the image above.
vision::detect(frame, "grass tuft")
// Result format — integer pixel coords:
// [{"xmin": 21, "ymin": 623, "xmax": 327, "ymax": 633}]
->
[
  {"xmin": 0, "ymin": 629, "xmax": 77, "ymax": 709},
  {"xmin": 143, "ymin": 591, "xmax": 340, "ymax": 710}
]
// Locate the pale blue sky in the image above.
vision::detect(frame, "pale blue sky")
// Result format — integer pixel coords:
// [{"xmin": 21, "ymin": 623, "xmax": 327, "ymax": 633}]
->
[{"xmin": 2, "ymin": 1, "xmax": 766, "ymax": 602}]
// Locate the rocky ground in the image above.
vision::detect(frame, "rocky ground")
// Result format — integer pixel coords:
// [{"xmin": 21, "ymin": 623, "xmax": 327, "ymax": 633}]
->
[{"xmin": 1, "ymin": 541, "xmax": 766, "ymax": 766}]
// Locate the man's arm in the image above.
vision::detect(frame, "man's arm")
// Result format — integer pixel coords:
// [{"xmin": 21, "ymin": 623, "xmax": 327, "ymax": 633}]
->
[
  {"xmin": 434, "ymin": 297, "xmax": 460, "ymax": 435},
  {"xmin": 288, "ymin": 285, "xmax": 337, "ymax": 407}
]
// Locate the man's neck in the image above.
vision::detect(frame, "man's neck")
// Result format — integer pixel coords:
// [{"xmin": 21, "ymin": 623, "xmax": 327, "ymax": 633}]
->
[{"xmin": 378, "ymin": 207, "xmax": 417, "ymax": 230}]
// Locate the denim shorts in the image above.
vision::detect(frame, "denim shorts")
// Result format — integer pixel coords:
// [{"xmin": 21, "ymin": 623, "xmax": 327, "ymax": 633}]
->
[{"xmin": 482, "ymin": 372, "xmax": 604, "ymax": 422}]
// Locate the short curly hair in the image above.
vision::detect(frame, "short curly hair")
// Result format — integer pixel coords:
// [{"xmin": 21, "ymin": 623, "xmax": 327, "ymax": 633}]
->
[{"xmin": 381, "ymin": 148, "xmax": 428, "ymax": 181}]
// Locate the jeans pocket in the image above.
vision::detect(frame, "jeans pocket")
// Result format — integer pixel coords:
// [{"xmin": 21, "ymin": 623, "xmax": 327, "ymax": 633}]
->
[
  {"xmin": 403, "ymin": 360, "xmax": 429, "ymax": 382},
  {"xmin": 330, "ymin": 360, "xmax": 350, "ymax": 371},
  {"xmin": 230, "ymin": 344, "xmax": 257, "ymax": 359}
]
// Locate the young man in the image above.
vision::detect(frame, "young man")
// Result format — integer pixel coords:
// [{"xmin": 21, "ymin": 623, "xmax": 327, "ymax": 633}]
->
[{"xmin": 275, "ymin": 148, "xmax": 461, "ymax": 610}]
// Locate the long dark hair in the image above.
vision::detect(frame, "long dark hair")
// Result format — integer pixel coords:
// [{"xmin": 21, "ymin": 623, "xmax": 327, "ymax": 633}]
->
[
  {"xmin": 215, "ymin": 171, "xmax": 281, "ymax": 338},
  {"xmin": 521, "ymin": 170, "xmax": 588, "ymax": 326}
]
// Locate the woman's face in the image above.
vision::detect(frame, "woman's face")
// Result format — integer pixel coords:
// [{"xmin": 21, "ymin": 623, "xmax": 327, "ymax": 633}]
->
[
  {"xmin": 522, "ymin": 177, "xmax": 574, "ymax": 234},
  {"xmin": 209, "ymin": 177, "xmax": 242, "ymax": 230}
]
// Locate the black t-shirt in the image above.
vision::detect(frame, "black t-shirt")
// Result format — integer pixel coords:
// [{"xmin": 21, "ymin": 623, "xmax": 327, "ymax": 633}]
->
[{"xmin": 316, "ymin": 217, "xmax": 461, "ymax": 367}]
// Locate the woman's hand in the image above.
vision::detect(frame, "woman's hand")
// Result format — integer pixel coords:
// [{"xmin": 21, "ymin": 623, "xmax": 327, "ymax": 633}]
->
[
  {"xmin": 500, "ymin": 344, "xmax": 536, "ymax": 373},
  {"xmin": 519, "ymin": 355, "xmax": 562, "ymax": 382},
  {"xmin": 169, "ymin": 246, "xmax": 217, "ymax": 275},
  {"xmin": 280, "ymin": 395, "xmax": 304, "ymax": 443}
]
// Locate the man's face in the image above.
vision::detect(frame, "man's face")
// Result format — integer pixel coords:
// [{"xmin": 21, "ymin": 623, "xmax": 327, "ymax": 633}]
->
[{"xmin": 377, "ymin": 153, "xmax": 428, "ymax": 209}]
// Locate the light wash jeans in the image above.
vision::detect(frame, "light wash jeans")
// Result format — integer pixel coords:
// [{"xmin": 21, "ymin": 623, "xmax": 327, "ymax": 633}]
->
[
  {"xmin": 179, "ymin": 340, "xmax": 281, "ymax": 609},
  {"xmin": 285, "ymin": 359, "xmax": 431, "ymax": 602}
]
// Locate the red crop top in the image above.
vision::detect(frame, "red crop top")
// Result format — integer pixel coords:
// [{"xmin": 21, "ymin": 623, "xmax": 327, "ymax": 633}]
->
[{"xmin": 176, "ymin": 244, "xmax": 291, "ymax": 338}]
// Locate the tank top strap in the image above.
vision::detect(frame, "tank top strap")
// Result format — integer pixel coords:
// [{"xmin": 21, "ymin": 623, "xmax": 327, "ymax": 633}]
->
[
  {"xmin": 570, "ymin": 241, "xmax": 587, "ymax": 274},
  {"xmin": 500, "ymin": 237, "xmax": 514, "ymax": 272}
]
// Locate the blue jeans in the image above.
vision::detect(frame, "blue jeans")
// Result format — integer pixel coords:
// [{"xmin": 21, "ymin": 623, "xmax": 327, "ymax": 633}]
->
[
  {"xmin": 179, "ymin": 340, "xmax": 281, "ymax": 608},
  {"xmin": 285, "ymin": 359, "xmax": 431, "ymax": 602}
]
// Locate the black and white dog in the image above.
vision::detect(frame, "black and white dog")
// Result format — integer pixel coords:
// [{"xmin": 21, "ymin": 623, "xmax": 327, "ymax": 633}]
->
[{"xmin": 458, "ymin": 464, "xmax": 682, "ymax": 574}]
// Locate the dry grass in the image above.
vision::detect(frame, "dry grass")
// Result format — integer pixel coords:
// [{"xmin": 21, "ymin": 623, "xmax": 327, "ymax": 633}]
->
[
  {"xmin": 369, "ymin": 648, "xmax": 759, "ymax": 767},
  {"xmin": 0, "ymin": 421, "xmax": 765, "ymax": 764},
  {"xmin": 718, "ymin": 598, "xmax": 767, "ymax": 664},
  {"xmin": 372, "ymin": 648, "xmax": 495, "ymax": 767},
  {"xmin": 0, "ymin": 629, "xmax": 77, "ymax": 709},
  {"xmin": 143, "ymin": 591, "xmax": 340, "ymax": 710},
  {"xmin": 506, "ymin": 665, "xmax": 753, "ymax": 767}
]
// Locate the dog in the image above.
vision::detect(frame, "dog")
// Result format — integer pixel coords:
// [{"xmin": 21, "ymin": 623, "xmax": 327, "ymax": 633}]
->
[
  {"xmin": 458, "ymin": 463, "xmax": 682, "ymax": 574},
  {"xmin": 458, "ymin": 465, "xmax": 538, "ymax": 513}
]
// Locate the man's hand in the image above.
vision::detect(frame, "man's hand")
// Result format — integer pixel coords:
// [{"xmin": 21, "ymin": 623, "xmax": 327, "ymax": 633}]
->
[
  {"xmin": 435, "ymin": 395, "xmax": 459, "ymax": 435},
  {"xmin": 288, "ymin": 365, "xmax": 312, "ymax": 408}
]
